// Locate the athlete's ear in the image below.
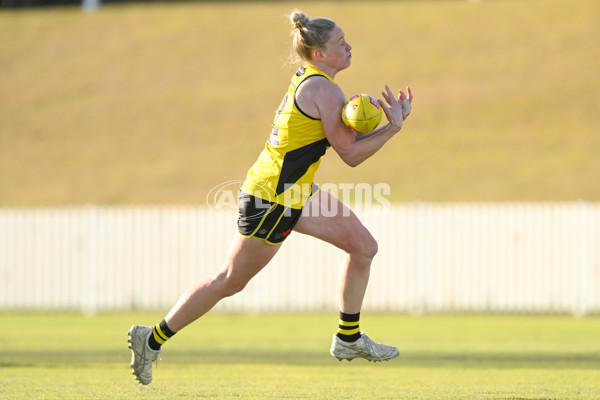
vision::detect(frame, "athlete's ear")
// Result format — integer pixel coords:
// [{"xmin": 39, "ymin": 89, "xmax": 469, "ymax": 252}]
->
[{"xmin": 313, "ymin": 48, "xmax": 325, "ymax": 62}]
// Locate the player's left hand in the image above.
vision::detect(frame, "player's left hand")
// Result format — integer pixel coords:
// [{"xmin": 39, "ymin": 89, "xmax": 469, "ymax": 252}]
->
[{"xmin": 398, "ymin": 86, "xmax": 413, "ymax": 120}]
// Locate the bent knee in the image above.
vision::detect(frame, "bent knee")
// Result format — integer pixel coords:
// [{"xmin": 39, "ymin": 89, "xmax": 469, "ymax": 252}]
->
[
  {"xmin": 223, "ymin": 280, "xmax": 247, "ymax": 297},
  {"xmin": 362, "ymin": 235, "xmax": 378, "ymax": 259},
  {"xmin": 214, "ymin": 271, "xmax": 249, "ymax": 298},
  {"xmin": 344, "ymin": 232, "xmax": 378, "ymax": 259}
]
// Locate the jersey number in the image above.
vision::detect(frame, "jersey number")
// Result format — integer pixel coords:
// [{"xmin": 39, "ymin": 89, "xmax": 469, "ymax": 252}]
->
[{"xmin": 269, "ymin": 93, "xmax": 289, "ymax": 145}]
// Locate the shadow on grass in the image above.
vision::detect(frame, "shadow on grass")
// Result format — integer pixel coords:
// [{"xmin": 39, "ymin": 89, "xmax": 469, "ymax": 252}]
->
[{"xmin": 2, "ymin": 348, "xmax": 600, "ymax": 370}]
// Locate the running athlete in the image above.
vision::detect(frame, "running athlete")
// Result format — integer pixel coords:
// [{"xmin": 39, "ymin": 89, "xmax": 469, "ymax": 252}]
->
[{"xmin": 128, "ymin": 10, "xmax": 413, "ymax": 385}]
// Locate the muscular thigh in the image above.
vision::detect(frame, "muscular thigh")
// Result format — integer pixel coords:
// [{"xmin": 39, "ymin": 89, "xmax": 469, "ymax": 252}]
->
[
  {"xmin": 220, "ymin": 235, "xmax": 281, "ymax": 283},
  {"xmin": 293, "ymin": 189, "xmax": 374, "ymax": 254}
]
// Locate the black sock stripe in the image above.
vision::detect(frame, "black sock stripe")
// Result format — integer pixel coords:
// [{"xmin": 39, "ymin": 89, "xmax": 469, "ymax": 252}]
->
[
  {"xmin": 159, "ymin": 320, "xmax": 176, "ymax": 337},
  {"xmin": 339, "ymin": 312, "xmax": 360, "ymax": 322},
  {"xmin": 337, "ymin": 332, "xmax": 362, "ymax": 341},
  {"xmin": 338, "ymin": 324, "xmax": 359, "ymax": 331}
]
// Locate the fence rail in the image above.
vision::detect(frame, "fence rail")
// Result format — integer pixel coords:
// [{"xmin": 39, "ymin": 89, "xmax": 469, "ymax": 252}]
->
[{"xmin": 0, "ymin": 203, "xmax": 598, "ymax": 314}]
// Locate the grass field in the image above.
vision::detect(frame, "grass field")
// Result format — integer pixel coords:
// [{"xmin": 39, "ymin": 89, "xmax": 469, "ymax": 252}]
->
[
  {"xmin": 1, "ymin": 313, "xmax": 600, "ymax": 399},
  {"xmin": 1, "ymin": 1, "xmax": 599, "ymax": 205}
]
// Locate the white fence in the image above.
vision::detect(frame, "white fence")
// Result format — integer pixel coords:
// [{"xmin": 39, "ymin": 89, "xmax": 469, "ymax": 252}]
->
[{"xmin": 0, "ymin": 203, "xmax": 599, "ymax": 314}]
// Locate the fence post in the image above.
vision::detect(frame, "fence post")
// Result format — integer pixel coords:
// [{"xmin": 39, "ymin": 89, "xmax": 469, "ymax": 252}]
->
[
  {"xmin": 83, "ymin": 206, "xmax": 98, "ymax": 315},
  {"xmin": 414, "ymin": 202, "xmax": 429, "ymax": 314},
  {"xmin": 574, "ymin": 201, "xmax": 590, "ymax": 317}
]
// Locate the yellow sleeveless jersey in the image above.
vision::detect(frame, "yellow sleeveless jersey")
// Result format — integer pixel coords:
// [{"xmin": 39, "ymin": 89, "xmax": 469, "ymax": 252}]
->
[{"xmin": 241, "ymin": 65, "xmax": 334, "ymax": 209}]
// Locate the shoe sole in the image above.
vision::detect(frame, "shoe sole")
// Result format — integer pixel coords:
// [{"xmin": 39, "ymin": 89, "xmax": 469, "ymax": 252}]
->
[
  {"xmin": 331, "ymin": 350, "xmax": 399, "ymax": 363},
  {"xmin": 334, "ymin": 357, "xmax": 396, "ymax": 362}
]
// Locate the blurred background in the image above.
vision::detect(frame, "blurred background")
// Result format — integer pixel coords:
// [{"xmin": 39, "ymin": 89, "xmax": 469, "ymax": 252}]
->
[{"xmin": 0, "ymin": 0, "xmax": 599, "ymax": 314}]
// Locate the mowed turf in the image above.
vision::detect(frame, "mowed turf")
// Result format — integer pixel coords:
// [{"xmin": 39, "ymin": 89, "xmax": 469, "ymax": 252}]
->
[
  {"xmin": 1, "ymin": 313, "xmax": 599, "ymax": 399},
  {"xmin": 1, "ymin": 1, "xmax": 599, "ymax": 205}
]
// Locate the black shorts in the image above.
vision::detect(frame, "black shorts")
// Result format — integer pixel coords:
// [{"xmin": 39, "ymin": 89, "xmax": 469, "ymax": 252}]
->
[{"xmin": 237, "ymin": 192, "xmax": 304, "ymax": 245}]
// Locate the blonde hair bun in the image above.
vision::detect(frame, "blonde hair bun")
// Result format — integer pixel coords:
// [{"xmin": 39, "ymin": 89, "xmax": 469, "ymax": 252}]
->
[{"xmin": 290, "ymin": 10, "xmax": 309, "ymax": 30}]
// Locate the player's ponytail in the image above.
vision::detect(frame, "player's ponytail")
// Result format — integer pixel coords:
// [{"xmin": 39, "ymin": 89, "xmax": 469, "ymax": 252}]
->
[{"xmin": 288, "ymin": 10, "xmax": 336, "ymax": 64}]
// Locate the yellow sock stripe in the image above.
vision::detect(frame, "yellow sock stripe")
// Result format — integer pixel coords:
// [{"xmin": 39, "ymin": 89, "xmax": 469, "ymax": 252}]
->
[
  {"xmin": 153, "ymin": 327, "xmax": 167, "ymax": 344},
  {"xmin": 338, "ymin": 327, "xmax": 360, "ymax": 336},
  {"xmin": 339, "ymin": 319, "xmax": 360, "ymax": 327},
  {"xmin": 155, "ymin": 325, "xmax": 169, "ymax": 341}
]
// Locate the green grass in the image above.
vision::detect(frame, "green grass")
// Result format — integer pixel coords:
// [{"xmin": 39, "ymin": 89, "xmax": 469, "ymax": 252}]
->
[
  {"xmin": 0, "ymin": 1, "xmax": 599, "ymax": 205},
  {"xmin": 1, "ymin": 313, "xmax": 599, "ymax": 399}
]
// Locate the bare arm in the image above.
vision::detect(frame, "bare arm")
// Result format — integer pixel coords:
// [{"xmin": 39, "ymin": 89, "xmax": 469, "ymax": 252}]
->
[{"xmin": 299, "ymin": 79, "xmax": 410, "ymax": 167}]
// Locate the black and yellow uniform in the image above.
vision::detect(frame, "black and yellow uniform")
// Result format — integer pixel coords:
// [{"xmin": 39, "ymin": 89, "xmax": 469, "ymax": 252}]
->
[{"xmin": 238, "ymin": 65, "xmax": 334, "ymax": 244}]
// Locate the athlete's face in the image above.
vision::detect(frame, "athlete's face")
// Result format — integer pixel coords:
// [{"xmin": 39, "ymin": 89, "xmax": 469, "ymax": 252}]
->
[{"xmin": 320, "ymin": 26, "xmax": 352, "ymax": 71}]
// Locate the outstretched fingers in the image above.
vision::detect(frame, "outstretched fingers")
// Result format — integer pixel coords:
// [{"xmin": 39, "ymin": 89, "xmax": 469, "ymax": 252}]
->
[
  {"xmin": 381, "ymin": 85, "xmax": 394, "ymax": 105},
  {"xmin": 379, "ymin": 84, "xmax": 403, "ymax": 129},
  {"xmin": 378, "ymin": 98, "xmax": 392, "ymax": 121},
  {"xmin": 378, "ymin": 85, "xmax": 392, "ymax": 116},
  {"xmin": 397, "ymin": 87, "xmax": 413, "ymax": 103}
]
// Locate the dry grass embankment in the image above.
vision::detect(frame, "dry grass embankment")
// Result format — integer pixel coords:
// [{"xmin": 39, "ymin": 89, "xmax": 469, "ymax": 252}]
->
[{"xmin": 1, "ymin": 1, "xmax": 598, "ymax": 204}]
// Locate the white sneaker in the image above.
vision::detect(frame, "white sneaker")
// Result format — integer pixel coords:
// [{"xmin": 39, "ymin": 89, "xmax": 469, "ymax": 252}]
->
[
  {"xmin": 330, "ymin": 332, "xmax": 399, "ymax": 362},
  {"xmin": 128, "ymin": 325, "xmax": 161, "ymax": 385}
]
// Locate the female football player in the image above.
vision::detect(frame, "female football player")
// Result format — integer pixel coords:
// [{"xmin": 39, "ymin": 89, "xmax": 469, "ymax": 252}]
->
[{"xmin": 129, "ymin": 9, "xmax": 413, "ymax": 385}]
